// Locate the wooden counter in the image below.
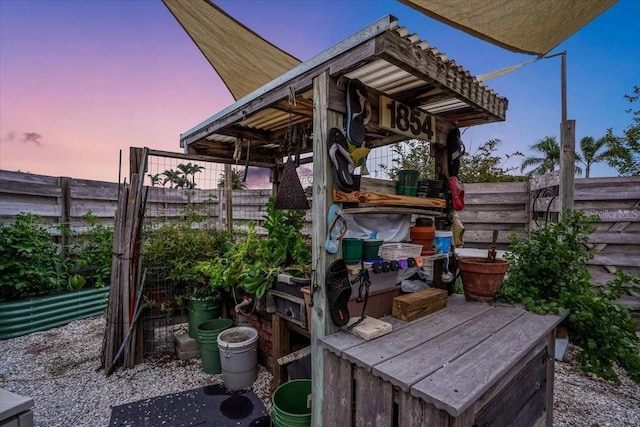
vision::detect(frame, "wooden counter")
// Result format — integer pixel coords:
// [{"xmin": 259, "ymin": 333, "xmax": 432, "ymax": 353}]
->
[{"xmin": 319, "ymin": 295, "xmax": 566, "ymax": 427}]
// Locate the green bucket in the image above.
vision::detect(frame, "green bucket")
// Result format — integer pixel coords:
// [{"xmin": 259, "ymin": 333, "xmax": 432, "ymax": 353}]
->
[
  {"xmin": 196, "ymin": 318, "xmax": 233, "ymax": 374},
  {"xmin": 188, "ymin": 298, "xmax": 221, "ymax": 338},
  {"xmin": 271, "ymin": 379, "xmax": 312, "ymax": 427},
  {"xmin": 342, "ymin": 237, "xmax": 363, "ymax": 265},
  {"xmin": 396, "ymin": 169, "xmax": 420, "ymax": 194}
]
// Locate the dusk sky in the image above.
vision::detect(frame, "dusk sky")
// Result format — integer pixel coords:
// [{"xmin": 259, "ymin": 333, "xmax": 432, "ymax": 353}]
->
[{"xmin": 1, "ymin": 0, "xmax": 639, "ymax": 183}]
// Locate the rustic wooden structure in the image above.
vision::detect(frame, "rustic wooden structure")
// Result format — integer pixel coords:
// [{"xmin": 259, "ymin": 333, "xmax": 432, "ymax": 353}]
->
[
  {"xmin": 176, "ymin": 15, "xmax": 523, "ymax": 425},
  {"xmin": 321, "ymin": 295, "xmax": 565, "ymax": 426}
]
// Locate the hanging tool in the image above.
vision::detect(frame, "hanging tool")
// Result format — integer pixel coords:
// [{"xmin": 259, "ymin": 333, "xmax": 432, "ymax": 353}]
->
[
  {"xmin": 243, "ymin": 140, "xmax": 251, "ymax": 182},
  {"xmin": 274, "ymin": 86, "xmax": 309, "ymax": 210},
  {"xmin": 347, "ymin": 267, "xmax": 371, "ymax": 330},
  {"xmin": 488, "ymin": 230, "xmax": 498, "ymax": 262}
]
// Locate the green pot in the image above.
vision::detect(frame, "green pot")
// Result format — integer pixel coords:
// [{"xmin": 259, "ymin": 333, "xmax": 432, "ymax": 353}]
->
[{"xmin": 188, "ymin": 298, "xmax": 221, "ymax": 339}]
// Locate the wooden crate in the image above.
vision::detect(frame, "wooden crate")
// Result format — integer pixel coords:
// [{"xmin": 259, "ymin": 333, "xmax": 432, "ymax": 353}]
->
[{"xmin": 392, "ymin": 288, "xmax": 447, "ymax": 321}]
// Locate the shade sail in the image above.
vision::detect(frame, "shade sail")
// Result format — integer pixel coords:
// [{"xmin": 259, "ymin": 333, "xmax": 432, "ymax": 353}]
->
[
  {"xmin": 399, "ymin": 0, "xmax": 617, "ymax": 56},
  {"xmin": 162, "ymin": 0, "xmax": 301, "ymax": 100}
]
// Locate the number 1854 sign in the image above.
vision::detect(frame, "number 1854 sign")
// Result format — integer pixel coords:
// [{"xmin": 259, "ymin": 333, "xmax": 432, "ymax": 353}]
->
[{"xmin": 379, "ymin": 95, "xmax": 435, "ymax": 141}]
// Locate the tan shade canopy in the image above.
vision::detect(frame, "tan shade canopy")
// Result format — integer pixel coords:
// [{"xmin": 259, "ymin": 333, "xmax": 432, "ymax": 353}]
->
[
  {"xmin": 400, "ymin": 0, "xmax": 617, "ymax": 56},
  {"xmin": 162, "ymin": 0, "xmax": 301, "ymax": 100}
]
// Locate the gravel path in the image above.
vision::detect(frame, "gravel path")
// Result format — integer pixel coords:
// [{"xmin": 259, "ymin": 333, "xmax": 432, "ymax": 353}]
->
[{"xmin": 1, "ymin": 315, "xmax": 638, "ymax": 426}]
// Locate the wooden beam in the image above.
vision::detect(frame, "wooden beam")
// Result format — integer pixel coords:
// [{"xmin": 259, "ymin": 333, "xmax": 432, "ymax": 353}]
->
[
  {"xmin": 333, "ymin": 189, "xmax": 447, "ymax": 209},
  {"xmin": 277, "ymin": 346, "xmax": 311, "ymax": 366},
  {"xmin": 311, "ymin": 69, "xmax": 341, "ymax": 427}
]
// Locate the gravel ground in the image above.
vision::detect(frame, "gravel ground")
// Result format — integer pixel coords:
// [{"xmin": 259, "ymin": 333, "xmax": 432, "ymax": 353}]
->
[{"xmin": 1, "ymin": 315, "xmax": 639, "ymax": 426}]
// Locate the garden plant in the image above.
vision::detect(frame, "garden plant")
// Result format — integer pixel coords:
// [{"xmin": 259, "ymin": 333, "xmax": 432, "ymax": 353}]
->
[{"xmin": 498, "ymin": 210, "xmax": 640, "ymax": 383}]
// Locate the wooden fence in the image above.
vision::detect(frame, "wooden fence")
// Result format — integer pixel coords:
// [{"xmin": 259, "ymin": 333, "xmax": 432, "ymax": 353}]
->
[
  {"xmin": 0, "ymin": 169, "xmax": 275, "ymax": 236},
  {"xmin": 2, "ymin": 169, "xmax": 637, "ymax": 286}
]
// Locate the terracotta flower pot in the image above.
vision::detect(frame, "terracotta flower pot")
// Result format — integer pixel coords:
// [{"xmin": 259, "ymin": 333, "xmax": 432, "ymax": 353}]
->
[
  {"xmin": 457, "ymin": 257, "xmax": 509, "ymax": 303},
  {"xmin": 410, "ymin": 226, "xmax": 435, "ymax": 253},
  {"xmin": 410, "ymin": 226, "xmax": 435, "ymax": 240}
]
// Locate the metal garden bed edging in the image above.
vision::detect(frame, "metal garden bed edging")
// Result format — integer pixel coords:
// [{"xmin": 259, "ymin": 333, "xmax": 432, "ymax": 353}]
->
[{"xmin": 0, "ymin": 287, "xmax": 109, "ymax": 340}]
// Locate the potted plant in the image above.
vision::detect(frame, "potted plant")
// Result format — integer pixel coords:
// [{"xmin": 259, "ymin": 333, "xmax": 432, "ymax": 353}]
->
[
  {"xmin": 141, "ymin": 203, "xmax": 231, "ymax": 318},
  {"xmin": 497, "ymin": 210, "xmax": 640, "ymax": 383},
  {"xmin": 237, "ymin": 197, "xmax": 311, "ymax": 301}
]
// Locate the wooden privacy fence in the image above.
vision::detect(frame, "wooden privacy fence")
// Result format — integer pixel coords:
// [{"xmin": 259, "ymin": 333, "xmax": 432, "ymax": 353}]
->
[
  {"xmin": 0, "ymin": 169, "xmax": 273, "ymax": 236},
  {"xmin": 1, "ymin": 169, "xmax": 638, "ymax": 281},
  {"xmin": 530, "ymin": 172, "xmax": 640, "ymax": 282}
]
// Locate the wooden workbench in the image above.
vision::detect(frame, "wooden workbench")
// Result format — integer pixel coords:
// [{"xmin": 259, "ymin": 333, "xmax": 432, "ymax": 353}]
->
[{"xmin": 319, "ymin": 295, "xmax": 566, "ymax": 427}]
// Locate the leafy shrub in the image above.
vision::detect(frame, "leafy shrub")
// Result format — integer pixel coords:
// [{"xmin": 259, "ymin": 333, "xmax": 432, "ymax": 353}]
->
[
  {"xmin": 0, "ymin": 213, "xmax": 62, "ymax": 300},
  {"xmin": 70, "ymin": 212, "xmax": 114, "ymax": 287},
  {"xmin": 196, "ymin": 197, "xmax": 312, "ymax": 299},
  {"xmin": 498, "ymin": 210, "xmax": 640, "ymax": 383},
  {"xmin": 142, "ymin": 204, "xmax": 232, "ymax": 301}
]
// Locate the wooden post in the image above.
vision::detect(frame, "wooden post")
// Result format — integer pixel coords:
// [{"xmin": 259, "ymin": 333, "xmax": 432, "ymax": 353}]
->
[
  {"xmin": 559, "ymin": 120, "xmax": 576, "ymax": 215},
  {"xmin": 224, "ymin": 164, "xmax": 233, "ymax": 232},
  {"xmin": 129, "ymin": 147, "xmax": 144, "ymax": 182},
  {"xmin": 545, "ymin": 329, "xmax": 556, "ymax": 426},
  {"xmin": 271, "ymin": 314, "xmax": 289, "ymax": 389},
  {"xmin": 58, "ymin": 176, "xmax": 71, "ymax": 257},
  {"xmin": 311, "ymin": 70, "xmax": 342, "ymax": 426}
]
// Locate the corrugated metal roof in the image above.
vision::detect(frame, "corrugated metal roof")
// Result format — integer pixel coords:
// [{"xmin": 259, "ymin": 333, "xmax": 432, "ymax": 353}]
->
[{"xmin": 182, "ymin": 15, "xmax": 507, "ymax": 165}]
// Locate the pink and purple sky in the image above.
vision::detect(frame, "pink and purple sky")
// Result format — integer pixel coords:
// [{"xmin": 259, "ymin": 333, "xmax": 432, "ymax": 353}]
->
[{"xmin": 1, "ymin": 0, "xmax": 639, "ymax": 183}]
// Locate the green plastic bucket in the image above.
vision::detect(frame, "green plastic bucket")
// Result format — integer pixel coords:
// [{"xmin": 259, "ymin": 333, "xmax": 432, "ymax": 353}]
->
[
  {"xmin": 188, "ymin": 298, "xmax": 221, "ymax": 338},
  {"xmin": 271, "ymin": 379, "xmax": 312, "ymax": 427},
  {"xmin": 396, "ymin": 169, "xmax": 420, "ymax": 194},
  {"xmin": 196, "ymin": 318, "xmax": 233, "ymax": 374},
  {"xmin": 342, "ymin": 237, "xmax": 363, "ymax": 265},
  {"xmin": 362, "ymin": 239, "xmax": 383, "ymax": 261}
]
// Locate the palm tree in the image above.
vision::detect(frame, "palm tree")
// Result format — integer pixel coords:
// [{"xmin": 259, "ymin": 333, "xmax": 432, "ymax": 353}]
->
[
  {"xmin": 217, "ymin": 169, "xmax": 247, "ymax": 190},
  {"xmin": 177, "ymin": 162, "xmax": 204, "ymax": 189},
  {"xmin": 520, "ymin": 136, "xmax": 560, "ymax": 177},
  {"xmin": 579, "ymin": 136, "xmax": 611, "ymax": 178},
  {"xmin": 147, "ymin": 173, "xmax": 161, "ymax": 187},
  {"xmin": 521, "ymin": 136, "xmax": 583, "ymax": 177},
  {"xmin": 162, "ymin": 169, "xmax": 188, "ymax": 188}
]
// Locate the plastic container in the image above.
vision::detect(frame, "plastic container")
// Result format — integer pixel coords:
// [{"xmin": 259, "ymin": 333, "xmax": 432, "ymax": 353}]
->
[
  {"xmin": 217, "ymin": 326, "xmax": 259, "ymax": 390},
  {"xmin": 380, "ymin": 243, "xmax": 423, "ymax": 260},
  {"xmin": 397, "ymin": 186, "xmax": 418, "ymax": 196},
  {"xmin": 397, "ymin": 169, "xmax": 420, "ymax": 189},
  {"xmin": 434, "ymin": 230, "xmax": 453, "ymax": 254},
  {"xmin": 196, "ymin": 318, "xmax": 233, "ymax": 374},
  {"xmin": 362, "ymin": 239, "xmax": 383, "ymax": 261},
  {"xmin": 188, "ymin": 298, "xmax": 221, "ymax": 339},
  {"xmin": 342, "ymin": 238, "xmax": 363, "ymax": 265},
  {"xmin": 271, "ymin": 379, "xmax": 312, "ymax": 427},
  {"xmin": 426, "ymin": 180, "xmax": 443, "ymax": 198},
  {"xmin": 415, "ymin": 217, "xmax": 434, "ymax": 227}
]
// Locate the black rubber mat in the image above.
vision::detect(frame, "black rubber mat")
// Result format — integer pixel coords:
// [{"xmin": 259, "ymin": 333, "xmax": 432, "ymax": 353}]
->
[{"xmin": 109, "ymin": 384, "xmax": 270, "ymax": 426}]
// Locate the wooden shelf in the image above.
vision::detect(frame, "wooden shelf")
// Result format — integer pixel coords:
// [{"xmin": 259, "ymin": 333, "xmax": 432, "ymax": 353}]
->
[
  {"xmin": 341, "ymin": 206, "xmax": 445, "ymax": 217},
  {"xmin": 332, "ymin": 189, "xmax": 447, "ymax": 209}
]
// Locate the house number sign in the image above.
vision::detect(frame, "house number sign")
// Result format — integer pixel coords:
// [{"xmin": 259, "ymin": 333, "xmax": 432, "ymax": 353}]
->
[{"xmin": 379, "ymin": 95, "xmax": 435, "ymax": 141}]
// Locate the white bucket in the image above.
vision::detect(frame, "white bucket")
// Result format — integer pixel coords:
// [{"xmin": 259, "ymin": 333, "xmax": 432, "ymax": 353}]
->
[
  {"xmin": 217, "ymin": 326, "xmax": 259, "ymax": 390},
  {"xmin": 434, "ymin": 231, "xmax": 453, "ymax": 255}
]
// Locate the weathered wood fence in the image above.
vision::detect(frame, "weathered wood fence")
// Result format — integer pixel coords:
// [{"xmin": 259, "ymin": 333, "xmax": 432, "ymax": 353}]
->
[{"xmin": 2, "ymin": 169, "xmax": 638, "ymax": 287}]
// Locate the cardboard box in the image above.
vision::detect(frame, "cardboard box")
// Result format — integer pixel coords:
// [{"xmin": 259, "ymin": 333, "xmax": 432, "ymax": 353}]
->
[{"xmin": 392, "ymin": 288, "xmax": 447, "ymax": 321}]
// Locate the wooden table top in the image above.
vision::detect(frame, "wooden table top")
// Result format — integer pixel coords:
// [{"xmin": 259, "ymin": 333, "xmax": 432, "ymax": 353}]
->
[{"xmin": 320, "ymin": 295, "xmax": 566, "ymax": 417}]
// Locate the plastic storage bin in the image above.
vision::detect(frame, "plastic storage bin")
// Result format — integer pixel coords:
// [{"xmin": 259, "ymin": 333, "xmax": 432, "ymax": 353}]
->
[{"xmin": 380, "ymin": 243, "xmax": 423, "ymax": 260}]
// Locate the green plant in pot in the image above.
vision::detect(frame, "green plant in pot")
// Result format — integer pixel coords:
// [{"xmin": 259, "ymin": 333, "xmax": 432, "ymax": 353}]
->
[
  {"xmin": 497, "ymin": 210, "xmax": 640, "ymax": 383},
  {"xmin": 142, "ymin": 202, "xmax": 230, "ymax": 318},
  {"xmin": 188, "ymin": 258, "xmax": 232, "ymax": 339},
  {"xmin": 239, "ymin": 198, "xmax": 311, "ymax": 299}
]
